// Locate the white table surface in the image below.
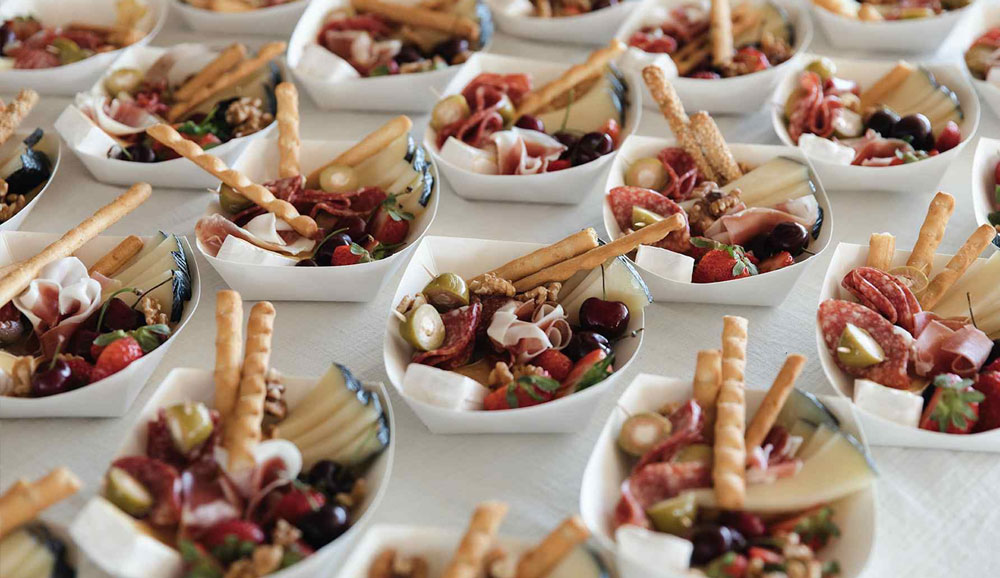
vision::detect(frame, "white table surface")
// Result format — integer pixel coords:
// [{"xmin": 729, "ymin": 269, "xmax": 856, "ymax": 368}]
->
[{"xmin": 2, "ymin": 2, "xmax": 999, "ymax": 577}]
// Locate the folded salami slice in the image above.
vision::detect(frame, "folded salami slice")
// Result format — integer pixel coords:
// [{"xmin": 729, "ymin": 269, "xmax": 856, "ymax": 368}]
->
[
  {"xmin": 413, "ymin": 302, "xmax": 482, "ymax": 370},
  {"xmin": 657, "ymin": 147, "xmax": 702, "ymax": 201},
  {"xmin": 607, "ymin": 186, "xmax": 692, "ymax": 254},
  {"xmin": 841, "ymin": 266, "xmax": 921, "ymax": 334},
  {"xmin": 818, "ymin": 300, "xmax": 911, "ymax": 389},
  {"xmin": 624, "ymin": 461, "xmax": 712, "ymax": 512}
]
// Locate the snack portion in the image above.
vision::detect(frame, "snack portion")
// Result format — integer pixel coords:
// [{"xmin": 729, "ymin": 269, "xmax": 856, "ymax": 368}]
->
[
  {"xmin": 0, "ymin": 89, "xmax": 54, "ymax": 224},
  {"xmin": 0, "ymin": 1, "xmax": 148, "ymax": 70},
  {"xmin": 311, "ymin": 0, "xmax": 490, "ymax": 78},
  {"xmin": 0, "ymin": 184, "xmax": 197, "ymax": 400},
  {"xmin": 518, "ymin": 0, "xmax": 624, "ymax": 17},
  {"xmin": 986, "ymin": 155, "xmax": 1000, "ymax": 237},
  {"xmin": 147, "ymin": 97, "xmax": 433, "ymax": 268},
  {"xmin": 71, "ymin": 42, "xmax": 283, "ymax": 164},
  {"xmin": 612, "ymin": 317, "xmax": 875, "ymax": 576},
  {"xmin": 395, "ymin": 221, "xmax": 679, "ymax": 412},
  {"xmin": 784, "ymin": 59, "xmax": 964, "ymax": 166},
  {"xmin": 608, "ymin": 66, "xmax": 823, "ymax": 284},
  {"xmin": 73, "ymin": 291, "xmax": 389, "ymax": 576},
  {"xmin": 0, "ymin": 467, "xmax": 82, "ymax": 578},
  {"xmin": 626, "ymin": 0, "xmax": 796, "ymax": 79},
  {"xmin": 431, "ymin": 41, "xmax": 628, "ymax": 176},
  {"xmin": 966, "ymin": 27, "xmax": 1000, "ymax": 84},
  {"xmin": 182, "ymin": 0, "xmax": 300, "ymax": 11},
  {"xmin": 812, "ymin": 0, "xmax": 970, "ymax": 21},
  {"xmin": 817, "ymin": 192, "xmax": 999, "ymax": 435}
]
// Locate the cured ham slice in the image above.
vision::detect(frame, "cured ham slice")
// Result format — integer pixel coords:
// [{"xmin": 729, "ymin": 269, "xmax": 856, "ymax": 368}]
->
[
  {"xmin": 818, "ymin": 300, "xmax": 911, "ymax": 389},
  {"xmin": 787, "ymin": 72, "xmax": 844, "ymax": 144},
  {"xmin": 774, "ymin": 195, "xmax": 820, "ymax": 226},
  {"xmin": 13, "ymin": 257, "xmax": 101, "ymax": 358},
  {"xmin": 76, "ymin": 94, "xmax": 161, "ymax": 136},
  {"xmin": 703, "ymin": 207, "xmax": 812, "ymax": 246},
  {"xmin": 436, "ymin": 74, "xmax": 533, "ymax": 149},
  {"xmin": 461, "ymin": 73, "xmax": 532, "ymax": 108},
  {"xmin": 413, "ymin": 302, "xmax": 482, "ymax": 370},
  {"xmin": 607, "ymin": 186, "xmax": 692, "ymax": 254},
  {"xmin": 614, "ymin": 480, "xmax": 651, "ymax": 530},
  {"xmin": 196, "ymin": 214, "xmax": 316, "ymax": 258},
  {"xmin": 912, "ymin": 321, "xmax": 992, "ymax": 378},
  {"xmin": 486, "ymin": 301, "xmax": 571, "ymax": 364},
  {"xmin": 489, "ymin": 128, "xmax": 566, "ymax": 175},
  {"xmin": 634, "ymin": 400, "xmax": 704, "ymax": 471},
  {"xmin": 841, "ymin": 266, "xmax": 921, "ymax": 334},
  {"xmin": 624, "ymin": 461, "xmax": 712, "ymax": 512},
  {"xmin": 657, "ymin": 147, "xmax": 702, "ymax": 201}
]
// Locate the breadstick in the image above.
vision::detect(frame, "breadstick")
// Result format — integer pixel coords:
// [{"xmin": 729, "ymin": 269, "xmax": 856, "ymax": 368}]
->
[
  {"xmin": 305, "ymin": 116, "xmax": 413, "ymax": 188},
  {"xmin": 0, "ymin": 178, "xmax": 7, "ymax": 195},
  {"xmin": 214, "ymin": 290, "xmax": 243, "ymax": 425},
  {"xmin": 443, "ymin": 502, "xmax": 509, "ymax": 578},
  {"xmin": 275, "ymin": 82, "xmax": 300, "ymax": 179},
  {"xmin": 693, "ymin": 349, "xmax": 722, "ymax": 431},
  {"xmin": 167, "ymin": 41, "xmax": 286, "ymax": 122},
  {"xmin": 368, "ymin": 550, "xmax": 396, "ymax": 578},
  {"xmin": 673, "ymin": 9, "xmax": 757, "ymax": 76},
  {"xmin": 860, "ymin": 61, "xmax": 914, "ymax": 111},
  {"xmin": 689, "ymin": 111, "xmax": 741, "ymax": 184},
  {"xmin": 0, "ymin": 468, "xmax": 81, "ymax": 539},
  {"xmin": 226, "ymin": 301, "xmax": 276, "ymax": 472},
  {"xmin": 534, "ymin": 0, "xmax": 553, "ymax": 17},
  {"xmin": 174, "ymin": 43, "xmax": 247, "ymax": 102},
  {"xmin": 512, "ymin": 213, "xmax": 686, "ymax": 292},
  {"xmin": 476, "ymin": 229, "xmax": 599, "ymax": 284},
  {"xmin": 813, "ymin": 0, "xmax": 859, "ymax": 17},
  {"xmin": 516, "ymin": 516, "xmax": 589, "ymax": 578},
  {"xmin": 147, "ymin": 124, "xmax": 318, "ymax": 238},
  {"xmin": 0, "ymin": 183, "xmax": 151, "ymax": 307},
  {"xmin": 919, "ymin": 224, "xmax": 995, "ymax": 310},
  {"xmin": 710, "ymin": 0, "xmax": 734, "ymax": 68},
  {"xmin": 88, "ymin": 235, "xmax": 144, "ymax": 277},
  {"xmin": 745, "ymin": 354, "xmax": 806, "ymax": 450},
  {"xmin": 516, "ymin": 40, "xmax": 626, "ymax": 118},
  {"xmin": 858, "ymin": 3, "xmax": 883, "ymax": 20},
  {"xmin": 641, "ymin": 66, "xmax": 718, "ymax": 182},
  {"xmin": 714, "ymin": 316, "xmax": 747, "ymax": 510},
  {"xmin": 0, "ymin": 89, "xmax": 39, "ymax": 147},
  {"xmin": 352, "ymin": 0, "xmax": 480, "ymax": 41},
  {"xmin": 907, "ymin": 192, "xmax": 955, "ymax": 276},
  {"xmin": 866, "ymin": 233, "xmax": 895, "ymax": 271}
]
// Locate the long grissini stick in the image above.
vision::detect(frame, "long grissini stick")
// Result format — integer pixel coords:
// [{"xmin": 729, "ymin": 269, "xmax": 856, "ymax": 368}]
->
[
  {"xmin": 745, "ymin": 354, "xmax": 806, "ymax": 450},
  {"xmin": 0, "ymin": 89, "xmax": 39, "ymax": 147},
  {"xmin": 275, "ymin": 82, "xmax": 300, "ymax": 179},
  {"xmin": 0, "ymin": 183, "xmax": 151, "ymax": 307},
  {"xmin": 0, "ymin": 467, "xmax": 81, "ymax": 539},
  {"xmin": 476, "ymin": 228, "xmax": 599, "ymax": 284},
  {"xmin": 352, "ymin": 0, "xmax": 481, "ymax": 41},
  {"xmin": 693, "ymin": 349, "xmax": 723, "ymax": 433},
  {"xmin": 214, "ymin": 290, "xmax": 243, "ymax": 427},
  {"xmin": 866, "ymin": 232, "xmax": 895, "ymax": 271},
  {"xmin": 515, "ymin": 516, "xmax": 590, "ymax": 578},
  {"xmin": 304, "ymin": 116, "xmax": 413, "ymax": 188},
  {"xmin": 516, "ymin": 40, "xmax": 627, "ymax": 118},
  {"xmin": 226, "ymin": 301, "xmax": 276, "ymax": 472},
  {"xmin": 173, "ymin": 43, "xmax": 247, "ymax": 102},
  {"xmin": 710, "ymin": 0, "xmax": 734, "ymax": 67},
  {"xmin": 147, "ymin": 124, "xmax": 318, "ymax": 238},
  {"xmin": 443, "ymin": 502, "xmax": 509, "ymax": 578},
  {"xmin": 688, "ymin": 111, "xmax": 741, "ymax": 184},
  {"xmin": 714, "ymin": 315, "xmax": 748, "ymax": 510},
  {"xmin": 641, "ymin": 66, "xmax": 719, "ymax": 183},
  {"xmin": 919, "ymin": 224, "xmax": 996, "ymax": 311},
  {"xmin": 907, "ymin": 191, "xmax": 954, "ymax": 276}
]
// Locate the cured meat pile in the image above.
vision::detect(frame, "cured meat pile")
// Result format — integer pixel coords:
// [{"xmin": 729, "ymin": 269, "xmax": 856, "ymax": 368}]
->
[
  {"xmin": 436, "ymin": 73, "xmax": 532, "ymax": 150},
  {"xmin": 0, "ymin": 17, "xmax": 125, "ymax": 69}
]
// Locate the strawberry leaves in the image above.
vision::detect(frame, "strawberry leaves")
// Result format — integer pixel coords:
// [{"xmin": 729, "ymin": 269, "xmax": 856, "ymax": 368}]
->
[
  {"xmin": 690, "ymin": 237, "xmax": 758, "ymax": 276},
  {"xmin": 927, "ymin": 374, "xmax": 984, "ymax": 433},
  {"xmin": 503, "ymin": 375, "xmax": 561, "ymax": 408},
  {"xmin": 381, "ymin": 194, "xmax": 414, "ymax": 222}
]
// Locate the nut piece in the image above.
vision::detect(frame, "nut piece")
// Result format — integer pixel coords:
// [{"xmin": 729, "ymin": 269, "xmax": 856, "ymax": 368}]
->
[
  {"xmin": 469, "ymin": 273, "xmax": 516, "ymax": 297},
  {"xmin": 272, "ymin": 519, "xmax": 302, "ymax": 547},
  {"xmin": 140, "ymin": 296, "xmax": 169, "ymax": 326},
  {"xmin": 488, "ymin": 361, "xmax": 514, "ymax": 388},
  {"xmin": 519, "ymin": 282, "xmax": 561, "ymax": 305},
  {"xmin": 226, "ymin": 97, "xmax": 274, "ymax": 138}
]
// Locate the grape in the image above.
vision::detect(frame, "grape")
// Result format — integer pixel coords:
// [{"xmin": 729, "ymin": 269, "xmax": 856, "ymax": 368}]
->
[
  {"xmin": 892, "ymin": 114, "xmax": 933, "ymax": 151},
  {"xmin": 563, "ymin": 331, "xmax": 611, "ymax": 361},
  {"xmin": 718, "ymin": 511, "xmax": 766, "ymax": 539},
  {"xmin": 766, "ymin": 221, "xmax": 809, "ymax": 257},
  {"xmin": 690, "ymin": 525, "xmax": 743, "ymax": 565},
  {"xmin": 315, "ymin": 233, "xmax": 352, "ymax": 266},
  {"xmin": 570, "ymin": 132, "xmax": 614, "ymax": 166},
  {"xmin": 553, "ymin": 131, "xmax": 580, "ymax": 159},
  {"xmin": 514, "ymin": 115, "xmax": 545, "ymax": 133},
  {"xmin": 307, "ymin": 460, "xmax": 357, "ymax": 496},
  {"xmin": 395, "ymin": 44, "xmax": 424, "ymax": 64},
  {"xmin": 124, "ymin": 144, "xmax": 157, "ymax": 163},
  {"xmin": 337, "ymin": 216, "xmax": 367, "ymax": 241},
  {"xmin": 299, "ymin": 503, "xmax": 350, "ymax": 549},
  {"xmin": 579, "ymin": 297, "xmax": 630, "ymax": 338},
  {"xmin": 295, "ymin": 259, "xmax": 318, "ymax": 267},
  {"xmin": 864, "ymin": 108, "xmax": 899, "ymax": 138},
  {"xmin": 433, "ymin": 38, "xmax": 469, "ymax": 64},
  {"xmin": 100, "ymin": 298, "xmax": 143, "ymax": 332}
]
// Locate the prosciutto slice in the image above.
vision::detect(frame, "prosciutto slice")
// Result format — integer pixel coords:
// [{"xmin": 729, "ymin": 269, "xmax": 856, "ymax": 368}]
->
[
  {"xmin": 486, "ymin": 301, "xmax": 571, "ymax": 364},
  {"xmin": 912, "ymin": 320, "xmax": 992, "ymax": 378},
  {"xmin": 14, "ymin": 257, "xmax": 101, "ymax": 358},
  {"xmin": 196, "ymin": 214, "xmax": 316, "ymax": 258},
  {"xmin": 490, "ymin": 128, "xmax": 567, "ymax": 175},
  {"xmin": 619, "ymin": 462, "xmax": 712, "ymax": 519},
  {"xmin": 413, "ymin": 302, "xmax": 482, "ymax": 370},
  {"xmin": 703, "ymin": 207, "xmax": 813, "ymax": 246},
  {"xmin": 436, "ymin": 74, "xmax": 532, "ymax": 149},
  {"xmin": 76, "ymin": 93, "xmax": 161, "ymax": 136}
]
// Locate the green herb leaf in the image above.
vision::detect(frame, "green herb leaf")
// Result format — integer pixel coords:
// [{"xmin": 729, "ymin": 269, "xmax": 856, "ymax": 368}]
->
[
  {"xmin": 574, "ymin": 353, "xmax": 615, "ymax": 392},
  {"xmin": 179, "ymin": 539, "xmax": 224, "ymax": 578},
  {"xmin": 505, "ymin": 383, "xmax": 519, "ymax": 408},
  {"xmin": 518, "ymin": 374, "xmax": 561, "ymax": 392},
  {"xmin": 131, "ymin": 324, "xmax": 172, "ymax": 353},
  {"xmin": 93, "ymin": 330, "xmax": 127, "ymax": 347}
]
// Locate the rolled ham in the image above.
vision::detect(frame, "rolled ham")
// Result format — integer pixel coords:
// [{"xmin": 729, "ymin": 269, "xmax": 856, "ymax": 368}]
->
[
  {"xmin": 489, "ymin": 128, "xmax": 566, "ymax": 175},
  {"xmin": 912, "ymin": 320, "xmax": 992, "ymax": 378},
  {"xmin": 703, "ymin": 207, "xmax": 813, "ymax": 246},
  {"xmin": 196, "ymin": 213, "xmax": 316, "ymax": 258},
  {"xmin": 487, "ymin": 301, "xmax": 571, "ymax": 364},
  {"xmin": 13, "ymin": 257, "xmax": 102, "ymax": 358}
]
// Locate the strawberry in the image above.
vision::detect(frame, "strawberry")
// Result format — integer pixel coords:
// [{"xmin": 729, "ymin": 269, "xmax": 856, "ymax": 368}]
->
[
  {"xmin": 546, "ymin": 159, "xmax": 572, "ymax": 172},
  {"xmin": 919, "ymin": 374, "xmax": 984, "ymax": 434},
  {"xmin": 273, "ymin": 487, "xmax": 326, "ymax": 525},
  {"xmin": 199, "ymin": 519, "xmax": 265, "ymax": 564},
  {"xmin": 704, "ymin": 552, "xmax": 748, "ymax": 577},
  {"xmin": 985, "ymin": 358, "xmax": 1000, "ymax": 373},
  {"xmin": 973, "ymin": 372, "xmax": 1000, "ymax": 433},
  {"xmin": 330, "ymin": 244, "xmax": 363, "ymax": 266},
  {"xmin": 934, "ymin": 121, "xmax": 961, "ymax": 153},
  {"xmin": 90, "ymin": 336, "xmax": 144, "ymax": 383},
  {"xmin": 483, "ymin": 375, "xmax": 560, "ymax": 411},
  {"xmin": 747, "ymin": 547, "xmax": 783, "ymax": 565},
  {"xmin": 770, "ymin": 505, "xmax": 840, "ymax": 551},
  {"xmin": 532, "ymin": 350, "xmax": 573, "ymax": 382},
  {"xmin": 62, "ymin": 356, "xmax": 93, "ymax": 388},
  {"xmin": 758, "ymin": 251, "xmax": 794, "ymax": 273},
  {"xmin": 560, "ymin": 349, "xmax": 614, "ymax": 395},
  {"xmin": 692, "ymin": 250, "xmax": 755, "ymax": 283},
  {"xmin": 368, "ymin": 203, "xmax": 412, "ymax": 245}
]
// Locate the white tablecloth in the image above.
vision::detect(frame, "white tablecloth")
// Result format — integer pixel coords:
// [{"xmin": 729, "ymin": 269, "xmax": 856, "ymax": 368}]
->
[{"xmin": 1, "ymin": 4, "xmax": 999, "ymax": 577}]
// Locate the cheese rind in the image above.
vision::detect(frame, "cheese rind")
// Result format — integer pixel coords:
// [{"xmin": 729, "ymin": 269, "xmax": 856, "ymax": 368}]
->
[{"xmin": 853, "ymin": 378, "xmax": 922, "ymax": 428}]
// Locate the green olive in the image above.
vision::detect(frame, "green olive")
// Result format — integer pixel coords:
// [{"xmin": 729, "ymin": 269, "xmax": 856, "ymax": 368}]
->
[
  {"xmin": 422, "ymin": 273, "xmax": 469, "ymax": 310},
  {"xmin": 836, "ymin": 323, "xmax": 886, "ymax": 369},
  {"xmin": 219, "ymin": 184, "xmax": 253, "ymax": 215},
  {"xmin": 430, "ymin": 94, "xmax": 471, "ymax": 131},
  {"xmin": 319, "ymin": 164, "xmax": 359, "ymax": 194},
  {"xmin": 105, "ymin": 467, "xmax": 154, "ymax": 517},
  {"xmin": 631, "ymin": 206, "xmax": 665, "ymax": 230},
  {"xmin": 104, "ymin": 68, "xmax": 145, "ymax": 96},
  {"xmin": 624, "ymin": 157, "xmax": 669, "ymax": 190},
  {"xmin": 164, "ymin": 401, "xmax": 214, "ymax": 454},
  {"xmin": 401, "ymin": 303, "xmax": 446, "ymax": 351},
  {"xmin": 646, "ymin": 492, "xmax": 698, "ymax": 536},
  {"xmin": 805, "ymin": 58, "xmax": 836, "ymax": 82},
  {"xmin": 673, "ymin": 443, "xmax": 713, "ymax": 466},
  {"xmin": 618, "ymin": 412, "xmax": 672, "ymax": 457},
  {"xmin": 496, "ymin": 94, "xmax": 516, "ymax": 127}
]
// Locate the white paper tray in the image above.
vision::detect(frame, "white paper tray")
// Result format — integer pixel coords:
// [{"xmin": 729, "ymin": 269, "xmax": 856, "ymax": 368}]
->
[
  {"xmin": 580, "ymin": 373, "xmax": 877, "ymax": 578},
  {"xmin": 384, "ymin": 235, "xmax": 645, "ymax": 434},
  {"xmin": 488, "ymin": 0, "xmax": 636, "ymax": 45},
  {"xmin": 0, "ymin": 0, "xmax": 167, "ymax": 95},
  {"xmin": 817, "ymin": 242, "xmax": 1000, "ymax": 451},
  {"xmin": 810, "ymin": 0, "xmax": 974, "ymax": 54},
  {"xmin": 971, "ymin": 137, "xmax": 999, "ymax": 251},
  {"xmin": 614, "ymin": 0, "xmax": 811, "ymax": 114},
  {"xmin": 966, "ymin": 3, "xmax": 1000, "ymax": 126},
  {"xmin": 425, "ymin": 52, "xmax": 642, "ymax": 204},
  {"xmin": 71, "ymin": 366, "xmax": 396, "ymax": 578},
  {"xmin": 0, "ymin": 231, "xmax": 201, "ymax": 418},
  {"xmin": 602, "ymin": 135, "xmax": 833, "ymax": 306},
  {"xmin": 0, "ymin": 130, "xmax": 62, "ymax": 234},
  {"xmin": 172, "ymin": 0, "xmax": 310, "ymax": 35}
]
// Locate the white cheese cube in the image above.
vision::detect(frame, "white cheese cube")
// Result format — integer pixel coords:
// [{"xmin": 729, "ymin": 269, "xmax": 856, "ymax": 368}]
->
[
  {"xmin": 70, "ymin": 497, "xmax": 183, "ymax": 578},
  {"xmin": 619, "ymin": 47, "xmax": 678, "ymax": 82},
  {"xmin": 853, "ymin": 378, "xmax": 923, "ymax": 428},
  {"xmin": 403, "ymin": 364, "xmax": 489, "ymax": 411},
  {"xmin": 636, "ymin": 245, "xmax": 694, "ymax": 283},
  {"xmin": 440, "ymin": 137, "xmax": 499, "ymax": 175},
  {"xmin": 797, "ymin": 133, "xmax": 855, "ymax": 166},
  {"xmin": 295, "ymin": 44, "xmax": 361, "ymax": 82},
  {"xmin": 615, "ymin": 525, "xmax": 692, "ymax": 578},
  {"xmin": 216, "ymin": 236, "xmax": 298, "ymax": 267}
]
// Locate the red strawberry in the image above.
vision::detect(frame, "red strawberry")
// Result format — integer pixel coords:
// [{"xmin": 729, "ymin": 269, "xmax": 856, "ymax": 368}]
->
[
  {"xmin": 483, "ymin": 374, "xmax": 559, "ymax": 411},
  {"xmin": 985, "ymin": 358, "xmax": 1000, "ymax": 373},
  {"xmin": 368, "ymin": 206, "xmax": 411, "ymax": 245},
  {"xmin": 532, "ymin": 350, "xmax": 572, "ymax": 382},
  {"xmin": 560, "ymin": 349, "xmax": 614, "ymax": 395},
  {"xmin": 973, "ymin": 372, "xmax": 1000, "ymax": 433},
  {"xmin": 62, "ymin": 356, "xmax": 93, "ymax": 388},
  {"xmin": 919, "ymin": 374, "xmax": 984, "ymax": 434},
  {"xmin": 546, "ymin": 159, "xmax": 572, "ymax": 172},
  {"xmin": 687, "ymin": 238, "xmax": 714, "ymax": 261},
  {"xmin": 747, "ymin": 547, "xmax": 783, "ymax": 565},
  {"xmin": 330, "ymin": 244, "xmax": 363, "ymax": 266},
  {"xmin": 692, "ymin": 249, "xmax": 754, "ymax": 283},
  {"xmin": 273, "ymin": 487, "xmax": 326, "ymax": 524},
  {"xmin": 704, "ymin": 553, "xmax": 748, "ymax": 577},
  {"xmin": 200, "ymin": 519, "xmax": 265, "ymax": 549},
  {"xmin": 758, "ymin": 251, "xmax": 795, "ymax": 273},
  {"xmin": 935, "ymin": 121, "xmax": 961, "ymax": 153},
  {"xmin": 90, "ymin": 336, "xmax": 144, "ymax": 383}
]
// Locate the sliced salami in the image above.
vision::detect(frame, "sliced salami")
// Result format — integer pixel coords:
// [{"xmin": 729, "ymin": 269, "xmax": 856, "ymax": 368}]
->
[
  {"xmin": 607, "ymin": 186, "xmax": 692, "ymax": 254},
  {"xmin": 841, "ymin": 266, "xmax": 921, "ymax": 334},
  {"xmin": 626, "ymin": 461, "xmax": 712, "ymax": 511},
  {"xmin": 614, "ymin": 480, "xmax": 652, "ymax": 530},
  {"xmin": 818, "ymin": 299, "xmax": 911, "ymax": 389},
  {"xmin": 413, "ymin": 302, "xmax": 482, "ymax": 370},
  {"xmin": 657, "ymin": 147, "xmax": 702, "ymax": 201}
]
